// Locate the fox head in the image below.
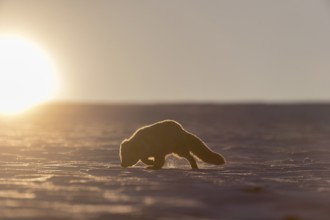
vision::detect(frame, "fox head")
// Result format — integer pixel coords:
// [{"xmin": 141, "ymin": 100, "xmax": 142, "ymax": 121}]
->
[{"xmin": 120, "ymin": 139, "xmax": 139, "ymax": 168}]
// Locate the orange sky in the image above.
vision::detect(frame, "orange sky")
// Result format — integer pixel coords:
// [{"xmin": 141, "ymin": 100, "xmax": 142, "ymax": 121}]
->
[{"xmin": 1, "ymin": 0, "xmax": 330, "ymax": 103}]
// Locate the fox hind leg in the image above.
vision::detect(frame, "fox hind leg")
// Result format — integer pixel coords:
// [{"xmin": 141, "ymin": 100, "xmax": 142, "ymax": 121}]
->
[
  {"xmin": 177, "ymin": 150, "xmax": 198, "ymax": 169},
  {"xmin": 184, "ymin": 153, "xmax": 198, "ymax": 169}
]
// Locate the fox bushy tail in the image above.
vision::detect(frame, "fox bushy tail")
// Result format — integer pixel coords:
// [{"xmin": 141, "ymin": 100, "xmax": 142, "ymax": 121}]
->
[{"xmin": 184, "ymin": 132, "xmax": 225, "ymax": 165}]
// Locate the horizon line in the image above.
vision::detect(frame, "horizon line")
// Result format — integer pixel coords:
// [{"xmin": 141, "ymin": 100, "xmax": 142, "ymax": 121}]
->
[{"xmin": 44, "ymin": 100, "xmax": 330, "ymax": 106}]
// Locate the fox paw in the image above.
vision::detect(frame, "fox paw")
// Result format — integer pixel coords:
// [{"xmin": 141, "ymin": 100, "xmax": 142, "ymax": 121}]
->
[{"xmin": 146, "ymin": 166, "xmax": 161, "ymax": 170}]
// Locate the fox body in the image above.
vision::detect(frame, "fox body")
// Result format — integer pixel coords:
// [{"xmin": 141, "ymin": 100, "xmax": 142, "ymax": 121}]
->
[{"xmin": 120, "ymin": 120, "xmax": 225, "ymax": 169}]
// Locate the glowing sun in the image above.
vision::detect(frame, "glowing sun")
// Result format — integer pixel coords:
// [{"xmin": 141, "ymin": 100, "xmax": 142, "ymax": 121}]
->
[{"xmin": 0, "ymin": 37, "xmax": 58, "ymax": 115}]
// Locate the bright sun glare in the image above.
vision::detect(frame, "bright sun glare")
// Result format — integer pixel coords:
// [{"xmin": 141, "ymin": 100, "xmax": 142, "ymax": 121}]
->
[{"xmin": 0, "ymin": 36, "xmax": 58, "ymax": 115}]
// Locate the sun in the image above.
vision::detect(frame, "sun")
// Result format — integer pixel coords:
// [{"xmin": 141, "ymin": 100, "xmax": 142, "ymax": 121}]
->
[{"xmin": 0, "ymin": 36, "xmax": 58, "ymax": 115}]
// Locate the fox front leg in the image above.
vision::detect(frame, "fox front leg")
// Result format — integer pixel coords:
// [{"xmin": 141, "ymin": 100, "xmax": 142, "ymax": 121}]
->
[
  {"xmin": 141, "ymin": 157, "xmax": 154, "ymax": 166},
  {"xmin": 146, "ymin": 156, "xmax": 165, "ymax": 170}
]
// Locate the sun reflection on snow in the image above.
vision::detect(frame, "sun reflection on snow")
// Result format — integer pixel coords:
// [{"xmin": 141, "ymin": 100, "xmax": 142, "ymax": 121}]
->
[{"xmin": 0, "ymin": 190, "xmax": 35, "ymax": 199}]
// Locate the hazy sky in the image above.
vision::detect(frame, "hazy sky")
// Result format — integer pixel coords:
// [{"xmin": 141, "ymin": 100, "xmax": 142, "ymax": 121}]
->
[{"xmin": 1, "ymin": 0, "xmax": 330, "ymax": 103}]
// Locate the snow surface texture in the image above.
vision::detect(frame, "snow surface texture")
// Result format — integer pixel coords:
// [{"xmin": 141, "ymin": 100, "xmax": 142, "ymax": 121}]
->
[{"xmin": 0, "ymin": 104, "xmax": 329, "ymax": 220}]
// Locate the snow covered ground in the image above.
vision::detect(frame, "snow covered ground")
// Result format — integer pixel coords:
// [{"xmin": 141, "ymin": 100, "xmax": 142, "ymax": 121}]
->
[{"xmin": 0, "ymin": 104, "xmax": 329, "ymax": 220}]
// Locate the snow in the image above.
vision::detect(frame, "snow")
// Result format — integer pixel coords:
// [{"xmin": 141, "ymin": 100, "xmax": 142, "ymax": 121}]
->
[{"xmin": 0, "ymin": 104, "xmax": 329, "ymax": 220}]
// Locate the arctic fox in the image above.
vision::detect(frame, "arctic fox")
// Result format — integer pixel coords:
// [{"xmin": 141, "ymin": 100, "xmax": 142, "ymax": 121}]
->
[{"xmin": 120, "ymin": 120, "xmax": 225, "ymax": 169}]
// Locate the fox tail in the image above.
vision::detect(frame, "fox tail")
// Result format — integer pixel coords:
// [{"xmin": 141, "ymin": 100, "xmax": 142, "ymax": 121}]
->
[{"xmin": 184, "ymin": 132, "xmax": 225, "ymax": 165}]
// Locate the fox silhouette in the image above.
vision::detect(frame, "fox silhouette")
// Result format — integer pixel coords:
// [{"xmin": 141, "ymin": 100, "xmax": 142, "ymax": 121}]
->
[{"xmin": 120, "ymin": 120, "xmax": 225, "ymax": 169}]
